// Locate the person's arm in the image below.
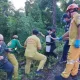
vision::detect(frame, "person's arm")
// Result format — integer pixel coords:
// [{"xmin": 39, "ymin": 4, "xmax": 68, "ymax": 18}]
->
[
  {"xmin": 63, "ymin": 37, "xmax": 69, "ymax": 40},
  {"xmin": 57, "ymin": 31, "xmax": 69, "ymax": 41},
  {"xmin": 24, "ymin": 39, "xmax": 27, "ymax": 48},
  {"xmin": 50, "ymin": 36, "xmax": 57, "ymax": 40},
  {"xmin": 39, "ymin": 32, "xmax": 45, "ymax": 38},
  {"xmin": 50, "ymin": 33, "xmax": 57, "ymax": 40},
  {"xmin": 16, "ymin": 40, "xmax": 23, "ymax": 48},
  {"xmin": 76, "ymin": 25, "xmax": 80, "ymax": 39},
  {"xmin": 37, "ymin": 38, "xmax": 41, "ymax": 50},
  {"xmin": 74, "ymin": 15, "xmax": 80, "ymax": 48},
  {"xmin": 62, "ymin": 31, "xmax": 69, "ymax": 39}
]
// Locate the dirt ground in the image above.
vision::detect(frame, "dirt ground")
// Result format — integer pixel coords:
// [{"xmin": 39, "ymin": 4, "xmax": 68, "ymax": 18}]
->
[{"xmin": 21, "ymin": 62, "xmax": 80, "ymax": 80}]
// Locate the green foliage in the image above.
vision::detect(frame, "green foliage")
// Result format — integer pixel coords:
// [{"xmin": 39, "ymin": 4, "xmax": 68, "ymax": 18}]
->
[{"xmin": 0, "ymin": 0, "xmax": 80, "ymax": 79}]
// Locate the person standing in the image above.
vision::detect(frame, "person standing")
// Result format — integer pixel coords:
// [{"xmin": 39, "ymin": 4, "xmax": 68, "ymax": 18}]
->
[
  {"xmin": 45, "ymin": 27, "xmax": 58, "ymax": 58},
  {"xmin": 55, "ymin": 3, "xmax": 80, "ymax": 80},
  {"xmin": 40, "ymin": 27, "xmax": 58, "ymax": 58},
  {"xmin": 7, "ymin": 35, "xmax": 23, "ymax": 80},
  {"xmin": 60, "ymin": 13, "xmax": 71, "ymax": 63},
  {"xmin": 24, "ymin": 29, "xmax": 47, "ymax": 74}
]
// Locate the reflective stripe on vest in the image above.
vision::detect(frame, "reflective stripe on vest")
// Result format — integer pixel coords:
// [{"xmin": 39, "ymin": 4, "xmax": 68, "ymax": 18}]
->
[{"xmin": 67, "ymin": 59, "xmax": 79, "ymax": 64}]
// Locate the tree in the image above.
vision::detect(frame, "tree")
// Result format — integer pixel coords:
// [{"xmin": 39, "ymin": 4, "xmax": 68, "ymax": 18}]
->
[
  {"xmin": 0, "ymin": 0, "xmax": 9, "ymax": 39},
  {"xmin": 52, "ymin": 0, "xmax": 57, "ymax": 26}
]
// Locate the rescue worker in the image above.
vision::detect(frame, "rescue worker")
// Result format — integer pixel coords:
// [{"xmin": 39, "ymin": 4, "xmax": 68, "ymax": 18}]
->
[
  {"xmin": 24, "ymin": 29, "xmax": 47, "ymax": 74},
  {"xmin": 0, "ymin": 34, "xmax": 14, "ymax": 80},
  {"xmin": 55, "ymin": 3, "xmax": 80, "ymax": 80},
  {"xmin": 7, "ymin": 35, "xmax": 23, "ymax": 80},
  {"xmin": 60, "ymin": 13, "xmax": 71, "ymax": 63}
]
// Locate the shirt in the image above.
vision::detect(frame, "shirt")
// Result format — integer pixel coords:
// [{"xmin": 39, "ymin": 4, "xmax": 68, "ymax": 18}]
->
[
  {"xmin": 24, "ymin": 35, "xmax": 41, "ymax": 57},
  {"xmin": 46, "ymin": 32, "xmax": 56, "ymax": 46},
  {"xmin": 7, "ymin": 39, "xmax": 23, "ymax": 49}
]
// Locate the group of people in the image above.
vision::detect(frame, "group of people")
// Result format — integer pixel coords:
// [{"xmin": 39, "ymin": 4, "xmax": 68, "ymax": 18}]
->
[{"xmin": 0, "ymin": 3, "xmax": 80, "ymax": 80}]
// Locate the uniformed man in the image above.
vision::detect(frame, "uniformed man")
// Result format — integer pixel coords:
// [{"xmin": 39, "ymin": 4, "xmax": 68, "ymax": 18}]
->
[
  {"xmin": 55, "ymin": 3, "xmax": 80, "ymax": 80},
  {"xmin": 24, "ymin": 29, "xmax": 47, "ymax": 74},
  {"xmin": 7, "ymin": 35, "xmax": 23, "ymax": 80}
]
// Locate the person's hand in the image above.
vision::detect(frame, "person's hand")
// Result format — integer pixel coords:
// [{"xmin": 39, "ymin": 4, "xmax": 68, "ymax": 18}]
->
[
  {"xmin": 5, "ymin": 48, "xmax": 12, "ymax": 52},
  {"xmin": 56, "ymin": 36, "xmax": 63, "ymax": 41},
  {"xmin": 74, "ymin": 40, "xmax": 80, "ymax": 48},
  {"xmin": 39, "ymin": 32, "xmax": 42, "ymax": 35},
  {"xmin": 0, "ymin": 56, "xmax": 4, "ymax": 60},
  {"xmin": 59, "ymin": 36, "xmax": 63, "ymax": 41}
]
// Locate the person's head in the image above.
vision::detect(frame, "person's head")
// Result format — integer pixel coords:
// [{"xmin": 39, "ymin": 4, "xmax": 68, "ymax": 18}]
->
[
  {"xmin": 66, "ymin": 3, "xmax": 79, "ymax": 17},
  {"xmin": 47, "ymin": 27, "xmax": 52, "ymax": 34},
  {"xmin": 32, "ymin": 29, "xmax": 39, "ymax": 35},
  {"xmin": 62, "ymin": 13, "xmax": 70, "ymax": 23},
  {"xmin": 0, "ymin": 34, "xmax": 4, "ymax": 44},
  {"xmin": 52, "ymin": 27, "xmax": 56, "ymax": 33},
  {"xmin": 13, "ymin": 35, "xmax": 18, "ymax": 39}
]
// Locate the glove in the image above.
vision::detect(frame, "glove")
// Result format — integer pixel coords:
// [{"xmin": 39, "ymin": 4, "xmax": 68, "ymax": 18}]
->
[
  {"xmin": 58, "ymin": 36, "xmax": 63, "ymax": 41},
  {"xmin": 74, "ymin": 40, "xmax": 80, "ymax": 48}
]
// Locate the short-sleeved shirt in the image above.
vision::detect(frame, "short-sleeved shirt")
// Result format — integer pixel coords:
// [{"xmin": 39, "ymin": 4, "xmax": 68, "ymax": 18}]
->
[
  {"xmin": 24, "ymin": 35, "xmax": 41, "ymax": 57},
  {"xmin": 69, "ymin": 13, "xmax": 80, "ymax": 45}
]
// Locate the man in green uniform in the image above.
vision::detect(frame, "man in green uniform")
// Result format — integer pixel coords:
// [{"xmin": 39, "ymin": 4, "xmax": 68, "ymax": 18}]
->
[{"xmin": 7, "ymin": 35, "xmax": 23, "ymax": 80}]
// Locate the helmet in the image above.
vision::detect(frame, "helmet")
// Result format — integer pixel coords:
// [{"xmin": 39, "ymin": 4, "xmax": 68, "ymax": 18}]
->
[
  {"xmin": 66, "ymin": 3, "xmax": 78, "ymax": 12},
  {"xmin": 13, "ymin": 35, "xmax": 18, "ymax": 39}
]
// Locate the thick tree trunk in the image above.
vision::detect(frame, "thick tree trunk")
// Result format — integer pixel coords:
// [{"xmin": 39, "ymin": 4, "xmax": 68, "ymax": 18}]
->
[{"xmin": 52, "ymin": 0, "xmax": 56, "ymax": 27}]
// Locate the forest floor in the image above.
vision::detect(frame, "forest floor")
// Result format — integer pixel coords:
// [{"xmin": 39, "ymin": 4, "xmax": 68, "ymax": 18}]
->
[
  {"xmin": 21, "ymin": 61, "xmax": 80, "ymax": 80},
  {"xmin": 0, "ymin": 55, "xmax": 80, "ymax": 80}
]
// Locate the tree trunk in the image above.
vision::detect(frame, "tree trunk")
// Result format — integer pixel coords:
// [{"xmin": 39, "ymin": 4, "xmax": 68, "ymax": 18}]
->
[{"xmin": 52, "ymin": 0, "xmax": 56, "ymax": 27}]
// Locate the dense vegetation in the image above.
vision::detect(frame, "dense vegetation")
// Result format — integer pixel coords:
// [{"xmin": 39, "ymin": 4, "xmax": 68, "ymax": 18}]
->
[{"xmin": 0, "ymin": 0, "xmax": 80, "ymax": 80}]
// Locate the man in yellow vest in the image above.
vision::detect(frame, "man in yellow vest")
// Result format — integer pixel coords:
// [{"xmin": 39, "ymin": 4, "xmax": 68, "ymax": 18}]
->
[
  {"xmin": 24, "ymin": 29, "xmax": 47, "ymax": 74},
  {"xmin": 55, "ymin": 3, "xmax": 80, "ymax": 80}
]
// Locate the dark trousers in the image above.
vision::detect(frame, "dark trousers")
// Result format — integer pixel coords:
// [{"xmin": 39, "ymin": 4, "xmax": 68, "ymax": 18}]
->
[
  {"xmin": 61, "ymin": 40, "xmax": 70, "ymax": 61},
  {"xmin": 45, "ymin": 46, "xmax": 57, "ymax": 66},
  {"xmin": 0, "ymin": 60, "xmax": 14, "ymax": 80},
  {"xmin": 45, "ymin": 52, "xmax": 57, "ymax": 58},
  {"xmin": 45, "ymin": 44, "xmax": 57, "ymax": 58}
]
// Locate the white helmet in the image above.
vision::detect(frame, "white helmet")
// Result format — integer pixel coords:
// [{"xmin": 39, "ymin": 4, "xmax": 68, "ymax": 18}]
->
[
  {"xmin": 0, "ymin": 34, "xmax": 4, "ymax": 40},
  {"xmin": 13, "ymin": 35, "xmax": 18, "ymax": 39}
]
